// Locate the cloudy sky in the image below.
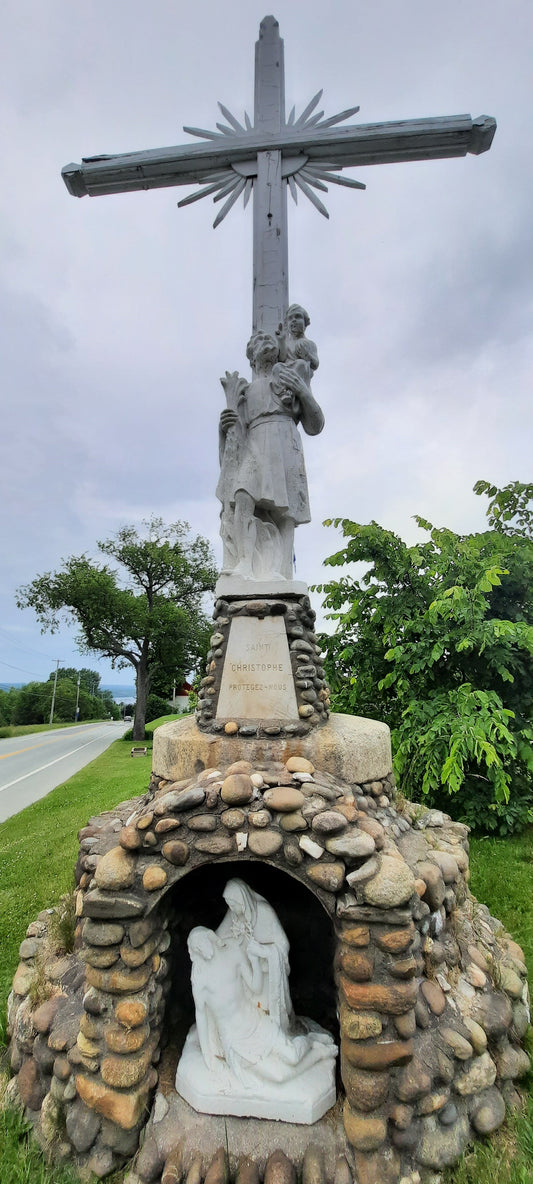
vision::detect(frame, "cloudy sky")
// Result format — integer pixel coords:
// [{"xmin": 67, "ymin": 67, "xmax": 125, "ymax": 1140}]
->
[{"xmin": 1, "ymin": 0, "xmax": 531, "ymax": 689}]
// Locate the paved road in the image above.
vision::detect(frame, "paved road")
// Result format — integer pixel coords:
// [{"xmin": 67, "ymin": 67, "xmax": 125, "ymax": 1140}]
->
[{"xmin": 0, "ymin": 721, "xmax": 129, "ymax": 823}]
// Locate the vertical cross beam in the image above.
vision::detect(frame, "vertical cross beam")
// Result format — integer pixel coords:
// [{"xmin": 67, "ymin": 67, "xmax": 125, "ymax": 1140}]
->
[{"xmin": 253, "ymin": 16, "xmax": 288, "ymax": 336}]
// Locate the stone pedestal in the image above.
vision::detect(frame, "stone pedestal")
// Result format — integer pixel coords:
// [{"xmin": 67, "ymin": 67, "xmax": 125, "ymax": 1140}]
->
[
  {"xmin": 196, "ymin": 592, "xmax": 331, "ymax": 738},
  {"xmin": 153, "ymin": 713, "xmax": 392, "ymax": 786}
]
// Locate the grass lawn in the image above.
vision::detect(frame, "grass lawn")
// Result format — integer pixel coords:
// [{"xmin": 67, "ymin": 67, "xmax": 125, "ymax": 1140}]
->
[
  {"xmin": 0, "ymin": 736, "xmax": 531, "ymax": 1183},
  {"xmin": 0, "ymin": 736, "xmax": 153, "ymax": 1014},
  {"xmin": 0, "ymin": 721, "xmax": 110, "ymax": 739}
]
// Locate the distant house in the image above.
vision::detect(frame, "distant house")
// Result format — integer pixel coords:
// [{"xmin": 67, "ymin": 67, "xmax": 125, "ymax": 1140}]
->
[{"xmin": 172, "ymin": 681, "xmax": 193, "ymax": 712}]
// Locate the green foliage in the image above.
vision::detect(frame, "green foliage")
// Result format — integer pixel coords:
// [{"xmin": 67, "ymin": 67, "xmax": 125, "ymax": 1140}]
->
[
  {"xmin": 317, "ymin": 482, "xmax": 533, "ymax": 833},
  {"xmin": 48, "ymin": 890, "xmax": 77, "ymax": 955},
  {"xmin": 145, "ymin": 693, "xmax": 172, "ymax": 722},
  {"xmin": 0, "ymin": 687, "xmax": 19, "ymax": 726},
  {"xmin": 0, "ymin": 1102, "xmax": 81, "ymax": 1184},
  {"xmin": 9, "ymin": 678, "xmax": 104, "ymax": 725},
  {"xmin": 48, "ymin": 666, "xmax": 101, "ymax": 695},
  {"xmin": 16, "ymin": 517, "xmax": 217, "ymax": 741}
]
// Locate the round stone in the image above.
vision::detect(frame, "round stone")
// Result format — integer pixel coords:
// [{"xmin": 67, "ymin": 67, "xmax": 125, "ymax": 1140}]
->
[
  {"xmin": 280, "ymin": 810, "xmax": 307, "ymax": 832},
  {"xmin": 455, "ymin": 1052, "xmax": 497, "ymax": 1096},
  {"xmin": 499, "ymin": 966, "xmax": 523, "ymax": 998},
  {"xmin": 194, "ymin": 833, "xmax": 235, "ymax": 855},
  {"xmin": 263, "ymin": 788, "xmax": 305, "ymax": 813},
  {"xmin": 340, "ymin": 1005, "xmax": 382, "ymax": 1041},
  {"xmin": 154, "ymin": 787, "xmax": 205, "ymax": 815},
  {"xmin": 115, "ymin": 998, "xmax": 148, "ymax": 1028},
  {"xmin": 119, "ymin": 827, "xmax": 142, "ymax": 851},
  {"xmin": 362, "ymin": 855, "xmax": 415, "ymax": 907},
  {"xmin": 249, "ymin": 809, "xmax": 271, "ymax": 828},
  {"xmin": 221, "ymin": 774, "xmax": 253, "ymax": 805},
  {"xmin": 471, "ymin": 1087, "xmax": 506, "ymax": 1133},
  {"xmin": 224, "ymin": 722, "xmax": 238, "ymax": 735},
  {"xmin": 142, "ymin": 866, "xmax": 167, "ymax": 891},
  {"xmin": 471, "ymin": 991, "xmax": 513, "ymax": 1038},
  {"xmin": 285, "ymin": 756, "xmax": 315, "ymax": 774},
  {"xmin": 311, "ymin": 811, "xmax": 348, "ymax": 835},
  {"xmin": 463, "ymin": 1017, "xmax": 487, "ymax": 1053},
  {"xmin": 346, "ymin": 855, "xmax": 381, "ymax": 886},
  {"xmin": 343, "ymin": 1103, "xmax": 387, "ymax": 1152},
  {"xmin": 439, "ymin": 1101, "xmax": 458, "ymax": 1126},
  {"xmin": 84, "ymin": 920, "xmax": 125, "ymax": 947},
  {"xmin": 226, "ymin": 760, "xmax": 253, "ymax": 775},
  {"xmin": 357, "ymin": 817, "xmax": 385, "ymax": 847},
  {"xmin": 154, "ymin": 818, "xmax": 181, "ymax": 834},
  {"xmin": 325, "ymin": 832, "xmax": 376, "ymax": 860},
  {"xmin": 466, "ymin": 963, "xmax": 487, "ymax": 989},
  {"xmin": 187, "ymin": 815, "xmax": 217, "ymax": 831},
  {"xmin": 161, "ymin": 840, "xmax": 189, "ymax": 866},
  {"xmin": 248, "ymin": 830, "xmax": 283, "ymax": 857},
  {"xmin": 95, "ymin": 847, "xmax": 136, "ymax": 891},
  {"xmin": 440, "ymin": 1028, "xmax": 473, "ymax": 1060},
  {"xmin": 428, "ymin": 851, "xmax": 460, "ymax": 883},
  {"xmin": 421, "ymin": 981, "xmax": 446, "ymax": 1016},
  {"xmin": 221, "ymin": 809, "xmax": 246, "ymax": 830},
  {"xmin": 495, "ymin": 1042, "xmax": 530, "ymax": 1079},
  {"xmin": 307, "ymin": 862, "xmax": 345, "ymax": 892}
]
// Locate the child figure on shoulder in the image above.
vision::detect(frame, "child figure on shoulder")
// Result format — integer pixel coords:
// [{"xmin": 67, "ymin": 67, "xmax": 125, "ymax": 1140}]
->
[{"xmin": 276, "ymin": 304, "xmax": 319, "ymax": 386}]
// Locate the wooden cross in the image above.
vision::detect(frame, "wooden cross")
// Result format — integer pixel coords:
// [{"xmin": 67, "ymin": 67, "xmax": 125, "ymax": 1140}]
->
[{"xmin": 62, "ymin": 15, "xmax": 495, "ymax": 337}]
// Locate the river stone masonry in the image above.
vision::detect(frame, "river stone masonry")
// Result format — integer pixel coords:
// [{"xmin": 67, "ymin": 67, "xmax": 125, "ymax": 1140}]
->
[
  {"xmin": 196, "ymin": 594, "xmax": 330, "ymax": 737},
  {"xmin": 6, "ymin": 745, "xmax": 530, "ymax": 1183}
]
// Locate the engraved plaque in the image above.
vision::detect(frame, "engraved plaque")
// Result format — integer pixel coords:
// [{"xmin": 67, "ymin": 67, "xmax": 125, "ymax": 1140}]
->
[{"xmin": 217, "ymin": 615, "xmax": 298, "ymax": 721}]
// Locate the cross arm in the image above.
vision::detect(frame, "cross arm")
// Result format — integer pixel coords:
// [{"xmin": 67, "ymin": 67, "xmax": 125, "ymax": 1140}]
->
[{"xmin": 62, "ymin": 113, "xmax": 495, "ymax": 198}]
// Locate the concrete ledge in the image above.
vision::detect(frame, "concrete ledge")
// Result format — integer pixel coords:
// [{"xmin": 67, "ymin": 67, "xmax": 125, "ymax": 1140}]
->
[{"xmin": 152, "ymin": 713, "xmax": 392, "ymax": 785}]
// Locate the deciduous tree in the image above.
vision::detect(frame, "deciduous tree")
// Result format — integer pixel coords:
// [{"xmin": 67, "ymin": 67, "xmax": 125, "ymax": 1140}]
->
[
  {"xmin": 17, "ymin": 518, "xmax": 217, "ymax": 740},
  {"xmin": 317, "ymin": 481, "xmax": 533, "ymax": 833}
]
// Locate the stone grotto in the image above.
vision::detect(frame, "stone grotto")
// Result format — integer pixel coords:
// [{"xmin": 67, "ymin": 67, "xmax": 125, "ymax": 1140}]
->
[
  {"xmin": 9, "ymin": 13, "xmax": 522, "ymax": 1184},
  {"xmin": 6, "ymin": 597, "xmax": 530, "ymax": 1184}
]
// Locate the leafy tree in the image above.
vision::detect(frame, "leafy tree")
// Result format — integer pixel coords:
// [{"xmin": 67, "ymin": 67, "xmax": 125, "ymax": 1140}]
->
[
  {"xmin": 0, "ymin": 687, "xmax": 19, "ymax": 725},
  {"xmin": 316, "ymin": 481, "xmax": 533, "ymax": 834},
  {"xmin": 17, "ymin": 518, "xmax": 217, "ymax": 740},
  {"xmin": 12, "ymin": 682, "xmax": 47, "ymax": 725},
  {"xmin": 49, "ymin": 667, "xmax": 101, "ymax": 696},
  {"xmin": 145, "ymin": 693, "xmax": 173, "ymax": 723},
  {"xmin": 99, "ymin": 690, "xmax": 121, "ymax": 720}
]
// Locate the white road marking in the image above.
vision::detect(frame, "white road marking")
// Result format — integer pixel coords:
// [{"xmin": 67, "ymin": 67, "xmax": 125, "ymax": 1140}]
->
[{"xmin": 0, "ymin": 734, "xmax": 107, "ymax": 794}]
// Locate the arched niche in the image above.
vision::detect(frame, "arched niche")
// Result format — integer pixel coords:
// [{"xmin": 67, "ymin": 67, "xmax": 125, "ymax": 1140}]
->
[{"xmin": 158, "ymin": 859, "xmax": 339, "ymax": 1077}]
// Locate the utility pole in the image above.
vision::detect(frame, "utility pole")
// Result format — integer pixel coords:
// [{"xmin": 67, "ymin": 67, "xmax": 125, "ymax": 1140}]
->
[
  {"xmin": 49, "ymin": 659, "xmax": 62, "ymax": 726},
  {"xmin": 74, "ymin": 676, "xmax": 81, "ymax": 722}
]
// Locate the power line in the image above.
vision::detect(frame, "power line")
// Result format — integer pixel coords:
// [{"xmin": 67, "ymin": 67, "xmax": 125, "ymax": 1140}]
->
[
  {"xmin": 0, "ymin": 657, "xmax": 41, "ymax": 678},
  {"xmin": 0, "ymin": 627, "xmax": 58, "ymax": 662}
]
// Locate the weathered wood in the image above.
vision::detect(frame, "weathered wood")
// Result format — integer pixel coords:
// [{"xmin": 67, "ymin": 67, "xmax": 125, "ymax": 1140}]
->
[
  {"xmin": 61, "ymin": 16, "xmax": 495, "ymax": 342},
  {"xmin": 252, "ymin": 17, "xmax": 288, "ymax": 334},
  {"xmin": 62, "ymin": 115, "xmax": 496, "ymax": 199}
]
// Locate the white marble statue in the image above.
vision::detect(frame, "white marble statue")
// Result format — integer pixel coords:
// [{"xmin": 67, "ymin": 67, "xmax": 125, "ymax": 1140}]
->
[
  {"xmin": 277, "ymin": 304, "xmax": 319, "ymax": 383},
  {"xmin": 217, "ymin": 325, "xmax": 324, "ymax": 584},
  {"xmin": 175, "ymin": 879, "xmax": 337, "ymax": 1123}
]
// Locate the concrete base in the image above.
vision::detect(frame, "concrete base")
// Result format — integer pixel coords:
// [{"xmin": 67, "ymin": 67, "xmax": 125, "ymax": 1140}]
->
[
  {"xmin": 150, "ymin": 1065, "xmax": 346, "ymax": 1176},
  {"xmin": 153, "ymin": 713, "xmax": 392, "ymax": 785},
  {"xmin": 215, "ymin": 576, "xmax": 308, "ymax": 598}
]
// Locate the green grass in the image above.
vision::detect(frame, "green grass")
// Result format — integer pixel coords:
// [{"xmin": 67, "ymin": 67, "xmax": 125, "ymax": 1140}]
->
[
  {"xmin": 0, "ymin": 721, "xmax": 109, "ymax": 740},
  {"xmin": 0, "ymin": 739, "xmax": 152, "ymax": 1014},
  {"xmin": 0, "ymin": 1103, "xmax": 81, "ymax": 1184},
  {"xmin": 469, "ymin": 829, "xmax": 533, "ymax": 979},
  {"xmin": 444, "ymin": 1095, "xmax": 533, "ymax": 1184},
  {"xmin": 0, "ymin": 744, "xmax": 531, "ymax": 1184},
  {"xmin": 121, "ymin": 711, "xmax": 188, "ymax": 742}
]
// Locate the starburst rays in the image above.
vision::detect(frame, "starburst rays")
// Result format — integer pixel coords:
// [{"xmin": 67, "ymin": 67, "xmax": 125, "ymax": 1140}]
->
[{"xmin": 178, "ymin": 95, "xmax": 366, "ymax": 226}]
